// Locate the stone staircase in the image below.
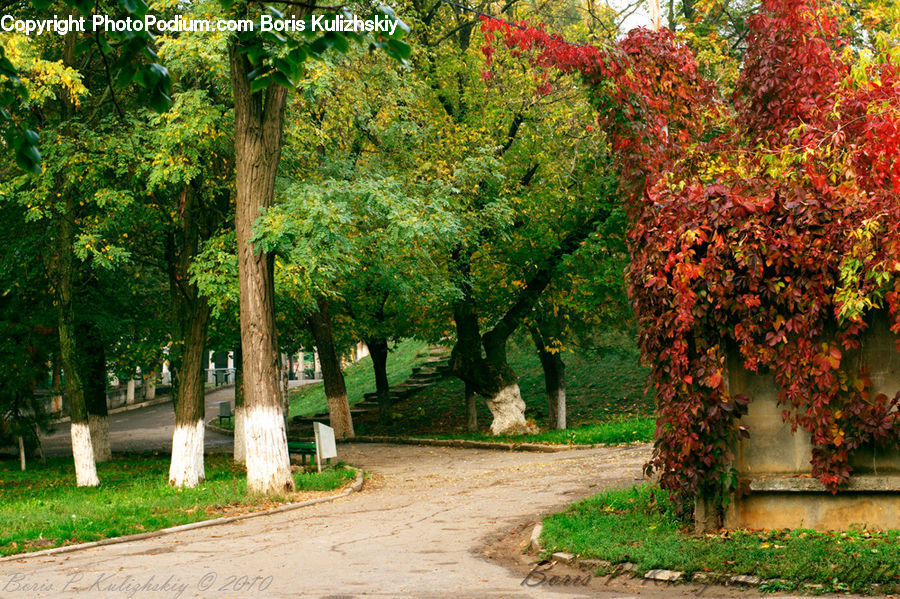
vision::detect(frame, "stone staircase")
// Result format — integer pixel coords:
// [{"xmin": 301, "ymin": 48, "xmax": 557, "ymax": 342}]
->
[{"xmin": 289, "ymin": 346, "xmax": 451, "ymax": 430}]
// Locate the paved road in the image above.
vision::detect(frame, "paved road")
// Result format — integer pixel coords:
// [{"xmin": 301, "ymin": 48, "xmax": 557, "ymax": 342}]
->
[
  {"xmin": 12, "ymin": 405, "xmax": 823, "ymax": 599},
  {"xmin": 0, "ymin": 442, "xmax": 813, "ymax": 599},
  {"xmin": 38, "ymin": 387, "xmax": 236, "ymax": 457},
  {"xmin": 1, "ymin": 443, "xmax": 651, "ymax": 598}
]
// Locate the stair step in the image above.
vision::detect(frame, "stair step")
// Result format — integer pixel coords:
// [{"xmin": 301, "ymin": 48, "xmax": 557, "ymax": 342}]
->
[
  {"xmin": 355, "ymin": 401, "xmax": 379, "ymax": 409},
  {"xmin": 409, "ymin": 373, "xmax": 442, "ymax": 381},
  {"xmin": 292, "ymin": 409, "xmax": 368, "ymax": 424},
  {"xmin": 411, "ymin": 366, "xmax": 441, "ymax": 375}
]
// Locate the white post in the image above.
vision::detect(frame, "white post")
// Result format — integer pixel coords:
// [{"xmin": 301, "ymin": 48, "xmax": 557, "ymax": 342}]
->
[{"xmin": 144, "ymin": 373, "xmax": 156, "ymax": 400}]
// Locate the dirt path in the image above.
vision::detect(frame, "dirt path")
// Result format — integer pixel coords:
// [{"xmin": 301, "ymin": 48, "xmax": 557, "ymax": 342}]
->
[{"xmin": 1, "ymin": 443, "xmax": 813, "ymax": 598}]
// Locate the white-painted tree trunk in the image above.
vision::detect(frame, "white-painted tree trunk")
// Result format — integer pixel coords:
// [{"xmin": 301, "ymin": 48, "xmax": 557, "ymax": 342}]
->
[
  {"xmin": 552, "ymin": 387, "xmax": 566, "ymax": 431},
  {"xmin": 126, "ymin": 378, "xmax": 136, "ymax": 404},
  {"xmin": 244, "ymin": 404, "xmax": 293, "ymax": 493},
  {"xmin": 144, "ymin": 375, "xmax": 156, "ymax": 400},
  {"xmin": 88, "ymin": 414, "xmax": 112, "ymax": 462},
  {"xmin": 485, "ymin": 383, "xmax": 535, "ymax": 436},
  {"xmin": 233, "ymin": 405, "xmax": 246, "ymax": 463},
  {"xmin": 71, "ymin": 422, "xmax": 100, "ymax": 486},
  {"xmin": 169, "ymin": 420, "xmax": 206, "ymax": 487}
]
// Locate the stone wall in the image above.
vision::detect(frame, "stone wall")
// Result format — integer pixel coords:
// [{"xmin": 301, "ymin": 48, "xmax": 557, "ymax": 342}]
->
[{"xmin": 715, "ymin": 312, "xmax": 900, "ymax": 531}]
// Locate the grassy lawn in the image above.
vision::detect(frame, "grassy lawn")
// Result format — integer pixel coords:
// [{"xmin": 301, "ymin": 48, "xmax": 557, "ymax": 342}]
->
[
  {"xmin": 540, "ymin": 485, "xmax": 900, "ymax": 594},
  {"xmin": 423, "ymin": 417, "xmax": 655, "ymax": 446},
  {"xmin": 0, "ymin": 454, "xmax": 355, "ymax": 557},
  {"xmin": 288, "ymin": 339, "xmax": 430, "ymax": 418},
  {"xmin": 353, "ymin": 334, "xmax": 654, "ymax": 443}
]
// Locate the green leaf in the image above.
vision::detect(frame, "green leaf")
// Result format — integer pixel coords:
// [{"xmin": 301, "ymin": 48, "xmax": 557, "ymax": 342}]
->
[
  {"xmin": 116, "ymin": 66, "xmax": 135, "ymax": 88},
  {"xmin": 386, "ymin": 39, "xmax": 411, "ymax": 60},
  {"xmin": 250, "ymin": 74, "xmax": 273, "ymax": 93},
  {"xmin": 272, "ymin": 71, "xmax": 294, "ymax": 89},
  {"xmin": 329, "ymin": 33, "xmax": 350, "ymax": 54},
  {"xmin": 120, "ymin": 0, "xmax": 149, "ymax": 16},
  {"xmin": 15, "ymin": 143, "xmax": 41, "ymax": 174}
]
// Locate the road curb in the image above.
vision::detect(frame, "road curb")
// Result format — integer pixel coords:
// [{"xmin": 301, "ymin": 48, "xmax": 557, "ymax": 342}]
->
[
  {"xmin": 206, "ymin": 422, "xmax": 234, "ymax": 436},
  {"xmin": 537, "ymin": 543, "xmax": 774, "ymax": 590},
  {"xmin": 529, "ymin": 523, "xmax": 543, "ymax": 553},
  {"xmin": 0, "ymin": 467, "xmax": 363, "ymax": 563},
  {"xmin": 348, "ymin": 435, "xmax": 594, "ymax": 452}
]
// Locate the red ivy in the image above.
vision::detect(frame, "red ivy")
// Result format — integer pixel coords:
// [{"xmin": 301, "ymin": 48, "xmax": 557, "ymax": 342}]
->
[{"xmin": 482, "ymin": 0, "xmax": 900, "ymax": 506}]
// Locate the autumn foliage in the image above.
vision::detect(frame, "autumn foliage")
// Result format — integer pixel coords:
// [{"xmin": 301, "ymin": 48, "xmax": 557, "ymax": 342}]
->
[{"xmin": 483, "ymin": 0, "xmax": 900, "ymax": 505}]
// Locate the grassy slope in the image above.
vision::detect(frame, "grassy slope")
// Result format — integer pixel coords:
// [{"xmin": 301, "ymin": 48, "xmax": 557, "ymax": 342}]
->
[
  {"xmin": 0, "ymin": 454, "xmax": 354, "ymax": 557},
  {"xmin": 288, "ymin": 339, "xmax": 430, "ymax": 418},
  {"xmin": 540, "ymin": 485, "xmax": 900, "ymax": 594},
  {"xmin": 353, "ymin": 336, "xmax": 655, "ymax": 443}
]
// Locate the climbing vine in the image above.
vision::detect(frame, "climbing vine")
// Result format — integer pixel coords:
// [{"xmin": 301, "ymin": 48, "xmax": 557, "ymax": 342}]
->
[{"xmin": 482, "ymin": 0, "xmax": 900, "ymax": 506}]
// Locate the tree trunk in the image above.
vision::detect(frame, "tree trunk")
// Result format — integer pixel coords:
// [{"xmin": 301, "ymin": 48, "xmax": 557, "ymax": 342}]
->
[
  {"xmin": 366, "ymin": 337, "xmax": 391, "ymax": 424},
  {"xmin": 168, "ymin": 296, "xmax": 210, "ymax": 487},
  {"xmin": 233, "ymin": 343, "xmax": 246, "ymax": 463},
  {"xmin": 230, "ymin": 41, "xmax": 294, "ymax": 494},
  {"xmin": 452, "ymin": 326, "xmax": 531, "ymax": 435},
  {"xmin": 80, "ymin": 321, "xmax": 111, "ymax": 462},
  {"xmin": 465, "ymin": 381, "xmax": 477, "ymax": 432},
  {"xmin": 308, "ymin": 299, "xmax": 354, "ymax": 439},
  {"xmin": 529, "ymin": 324, "xmax": 566, "ymax": 430},
  {"xmin": 166, "ymin": 186, "xmax": 213, "ymax": 488},
  {"xmin": 448, "ymin": 257, "xmax": 532, "ymax": 435},
  {"xmin": 56, "ymin": 196, "xmax": 98, "ymax": 486}
]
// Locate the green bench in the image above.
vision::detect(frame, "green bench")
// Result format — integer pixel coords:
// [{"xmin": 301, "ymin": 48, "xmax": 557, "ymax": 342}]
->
[
  {"xmin": 217, "ymin": 401, "xmax": 232, "ymax": 425},
  {"xmin": 287, "ymin": 441, "xmax": 330, "ymax": 467}
]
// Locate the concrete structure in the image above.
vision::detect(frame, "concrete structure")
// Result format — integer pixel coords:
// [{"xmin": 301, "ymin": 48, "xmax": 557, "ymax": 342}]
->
[{"xmin": 712, "ymin": 312, "xmax": 900, "ymax": 531}]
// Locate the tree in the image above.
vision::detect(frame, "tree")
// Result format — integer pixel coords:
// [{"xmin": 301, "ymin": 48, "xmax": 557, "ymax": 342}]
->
[
  {"xmin": 257, "ymin": 165, "xmax": 458, "ymax": 435},
  {"xmin": 129, "ymin": 74, "xmax": 234, "ymax": 486},
  {"xmin": 225, "ymin": 4, "xmax": 408, "ymax": 492},
  {"xmin": 0, "ymin": 200, "xmax": 55, "ymax": 468},
  {"xmin": 1, "ymin": 29, "xmax": 103, "ymax": 485},
  {"xmin": 384, "ymin": 2, "xmax": 628, "ymax": 435}
]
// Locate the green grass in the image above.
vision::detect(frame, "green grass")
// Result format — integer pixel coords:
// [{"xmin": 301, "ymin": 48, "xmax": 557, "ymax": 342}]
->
[
  {"xmin": 0, "ymin": 454, "xmax": 355, "ymax": 557},
  {"xmin": 426, "ymin": 417, "xmax": 655, "ymax": 445},
  {"xmin": 540, "ymin": 485, "xmax": 900, "ymax": 594},
  {"xmin": 354, "ymin": 335, "xmax": 654, "ymax": 442},
  {"xmin": 288, "ymin": 339, "xmax": 430, "ymax": 418}
]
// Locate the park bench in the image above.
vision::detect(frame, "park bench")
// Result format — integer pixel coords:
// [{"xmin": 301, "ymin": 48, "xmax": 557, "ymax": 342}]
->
[
  {"xmin": 217, "ymin": 401, "xmax": 232, "ymax": 425},
  {"xmin": 287, "ymin": 421, "xmax": 338, "ymax": 472},
  {"xmin": 286, "ymin": 440, "xmax": 321, "ymax": 466}
]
